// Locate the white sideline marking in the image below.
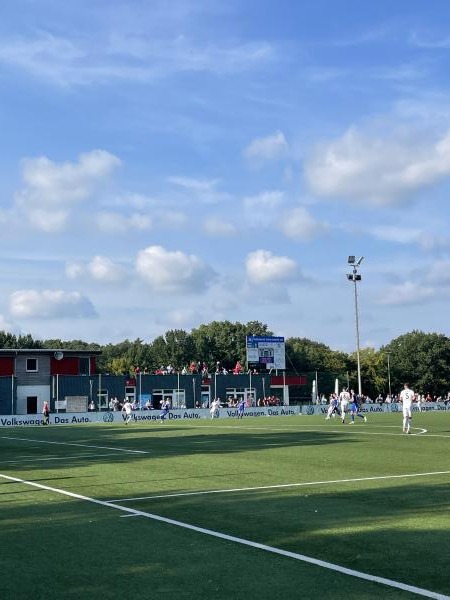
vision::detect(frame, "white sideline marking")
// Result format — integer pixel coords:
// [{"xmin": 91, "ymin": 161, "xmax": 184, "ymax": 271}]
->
[
  {"xmin": 195, "ymin": 424, "xmax": 429, "ymax": 436},
  {"xmin": 107, "ymin": 469, "xmax": 450, "ymax": 502},
  {"xmin": 0, "ymin": 472, "xmax": 448, "ymax": 600},
  {"xmin": 0, "ymin": 453, "xmax": 120, "ymax": 465},
  {"xmin": 0, "ymin": 436, "xmax": 148, "ymax": 454}
]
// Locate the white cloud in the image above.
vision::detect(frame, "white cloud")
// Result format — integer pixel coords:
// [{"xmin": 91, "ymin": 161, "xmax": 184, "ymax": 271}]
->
[
  {"xmin": 0, "ymin": 32, "xmax": 273, "ymax": 86},
  {"xmin": 156, "ymin": 308, "xmax": 203, "ymax": 328},
  {"xmin": 66, "ymin": 256, "xmax": 126, "ymax": 284},
  {"xmin": 426, "ymin": 259, "xmax": 450, "ymax": 285},
  {"xmin": 102, "ymin": 193, "xmax": 159, "ymax": 210},
  {"xmin": 377, "ymin": 282, "xmax": 435, "ymax": 306},
  {"xmin": 243, "ymin": 131, "xmax": 289, "ymax": 163},
  {"xmin": 0, "ymin": 314, "xmax": 16, "ymax": 332},
  {"xmin": 203, "ymin": 217, "xmax": 237, "ymax": 237},
  {"xmin": 136, "ymin": 245, "xmax": 215, "ymax": 293},
  {"xmin": 409, "ymin": 32, "xmax": 450, "ymax": 49},
  {"xmin": 246, "ymin": 249, "xmax": 298, "ymax": 285},
  {"xmin": 167, "ymin": 176, "xmax": 231, "ymax": 205},
  {"xmin": 158, "ymin": 211, "xmax": 188, "ymax": 228},
  {"xmin": 241, "ymin": 282, "xmax": 291, "ymax": 305},
  {"xmin": 280, "ymin": 206, "xmax": 327, "ymax": 241},
  {"xmin": 370, "ymin": 225, "xmax": 450, "ymax": 250},
  {"xmin": 167, "ymin": 176, "xmax": 221, "ymax": 192},
  {"xmin": 15, "ymin": 150, "xmax": 121, "ymax": 232},
  {"xmin": 371, "ymin": 225, "xmax": 423, "ymax": 244},
  {"xmin": 243, "ymin": 191, "xmax": 284, "ymax": 227},
  {"xmin": 9, "ymin": 290, "xmax": 97, "ymax": 319},
  {"xmin": 65, "ymin": 262, "xmax": 85, "ymax": 280},
  {"xmin": 305, "ymin": 126, "xmax": 450, "ymax": 205},
  {"xmin": 96, "ymin": 211, "xmax": 152, "ymax": 233}
]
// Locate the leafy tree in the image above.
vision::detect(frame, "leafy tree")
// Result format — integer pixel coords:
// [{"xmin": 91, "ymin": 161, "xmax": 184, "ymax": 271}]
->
[
  {"xmin": 191, "ymin": 321, "xmax": 273, "ymax": 369},
  {"xmin": 382, "ymin": 331, "xmax": 450, "ymax": 396},
  {"xmin": 357, "ymin": 347, "xmax": 386, "ymax": 399},
  {"xmin": 163, "ymin": 330, "xmax": 195, "ymax": 370},
  {"xmin": 286, "ymin": 338, "xmax": 348, "ymax": 374}
]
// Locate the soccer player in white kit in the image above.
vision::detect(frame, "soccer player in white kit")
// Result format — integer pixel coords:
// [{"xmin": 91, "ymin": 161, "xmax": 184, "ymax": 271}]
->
[
  {"xmin": 122, "ymin": 399, "xmax": 133, "ymax": 424},
  {"xmin": 399, "ymin": 383, "xmax": 415, "ymax": 434},
  {"xmin": 339, "ymin": 388, "xmax": 351, "ymax": 424}
]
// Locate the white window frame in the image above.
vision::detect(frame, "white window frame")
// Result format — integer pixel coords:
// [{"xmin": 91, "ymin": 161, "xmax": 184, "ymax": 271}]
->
[
  {"xmin": 225, "ymin": 387, "xmax": 255, "ymax": 405},
  {"xmin": 125, "ymin": 386, "xmax": 136, "ymax": 402},
  {"xmin": 97, "ymin": 389, "xmax": 109, "ymax": 409},
  {"xmin": 26, "ymin": 358, "xmax": 38, "ymax": 372},
  {"xmin": 152, "ymin": 389, "xmax": 185, "ymax": 409}
]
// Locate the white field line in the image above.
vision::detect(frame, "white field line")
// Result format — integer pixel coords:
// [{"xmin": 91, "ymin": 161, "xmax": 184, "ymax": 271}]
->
[
  {"xmin": 0, "ymin": 472, "xmax": 448, "ymax": 600},
  {"xmin": 0, "ymin": 435, "xmax": 148, "ymax": 454},
  {"xmin": 0, "ymin": 452, "xmax": 121, "ymax": 466},
  {"xmin": 183, "ymin": 423, "xmax": 429, "ymax": 436},
  {"xmin": 106, "ymin": 469, "xmax": 450, "ymax": 503}
]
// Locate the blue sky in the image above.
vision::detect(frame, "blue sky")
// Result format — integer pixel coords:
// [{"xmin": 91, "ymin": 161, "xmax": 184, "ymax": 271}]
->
[{"xmin": 1, "ymin": 0, "xmax": 450, "ymax": 351}]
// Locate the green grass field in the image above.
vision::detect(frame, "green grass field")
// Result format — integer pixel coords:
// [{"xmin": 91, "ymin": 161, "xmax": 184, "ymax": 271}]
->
[{"xmin": 1, "ymin": 412, "xmax": 450, "ymax": 600}]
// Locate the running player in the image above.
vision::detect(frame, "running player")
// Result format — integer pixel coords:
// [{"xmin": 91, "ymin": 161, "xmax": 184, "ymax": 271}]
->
[
  {"xmin": 399, "ymin": 383, "xmax": 415, "ymax": 434},
  {"xmin": 210, "ymin": 397, "xmax": 221, "ymax": 419},
  {"xmin": 325, "ymin": 394, "xmax": 341, "ymax": 420},
  {"xmin": 122, "ymin": 399, "xmax": 133, "ymax": 425},
  {"xmin": 349, "ymin": 391, "xmax": 367, "ymax": 424},
  {"xmin": 160, "ymin": 397, "xmax": 170, "ymax": 423}
]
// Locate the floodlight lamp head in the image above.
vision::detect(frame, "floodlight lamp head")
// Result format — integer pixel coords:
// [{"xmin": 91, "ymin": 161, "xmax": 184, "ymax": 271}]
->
[
  {"xmin": 355, "ymin": 256, "xmax": 364, "ymax": 266},
  {"xmin": 348, "ymin": 255, "xmax": 355, "ymax": 264}
]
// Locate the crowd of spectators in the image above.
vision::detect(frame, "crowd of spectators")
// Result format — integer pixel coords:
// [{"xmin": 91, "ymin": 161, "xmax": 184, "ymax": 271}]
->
[
  {"xmin": 132, "ymin": 361, "xmax": 257, "ymax": 377},
  {"xmin": 257, "ymin": 395, "xmax": 281, "ymax": 407}
]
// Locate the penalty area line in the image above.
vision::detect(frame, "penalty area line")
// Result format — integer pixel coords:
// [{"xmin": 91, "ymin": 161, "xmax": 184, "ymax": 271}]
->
[
  {"xmin": 107, "ymin": 469, "xmax": 450, "ymax": 502},
  {"xmin": 0, "ymin": 472, "xmax": 447, "ymax": 600},
  {"xmin": 0, "ymin": 435, "xmax": 148, "ymax": 454}
]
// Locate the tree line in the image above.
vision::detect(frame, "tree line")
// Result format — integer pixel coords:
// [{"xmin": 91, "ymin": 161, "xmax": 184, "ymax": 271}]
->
[{"xmin": 1, "ymin": 323, "xmax": 449, "ymax": 398}]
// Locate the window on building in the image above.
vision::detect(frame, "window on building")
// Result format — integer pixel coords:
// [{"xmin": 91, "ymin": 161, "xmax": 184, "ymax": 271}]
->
[
  {"xmin": 225, "ymin": 387, "xmax": 255, "ymax": 406},
  {"xmin": 152, "ymin": 389, "xmax": 185, "ymax": 409},
  {"xmin": 97, "ymin": 389, "xmax": 109, "ymax": 410},
  {"xmin": 26, "ymin": 358, "xmax": 38, "ymax": 372},
  {"xmin": 79, "ymin": 357, "xmax": 90, "ymax": 375},
  {"xmin": 125, "ymin": 386, "xmax": 136, "ymax": 403},
  {"xmin": 201, "ymin": 385, "xmax": 210, "ymax": 408},
  {"xmin": 172, "ymin": 389, "xmax": 185, "ymax": 409}
]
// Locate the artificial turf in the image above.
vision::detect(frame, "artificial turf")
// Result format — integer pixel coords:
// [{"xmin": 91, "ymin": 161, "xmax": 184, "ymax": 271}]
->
[{"xmin": 1, "ymin": 412, "xmax": 449, "ymax": 599}]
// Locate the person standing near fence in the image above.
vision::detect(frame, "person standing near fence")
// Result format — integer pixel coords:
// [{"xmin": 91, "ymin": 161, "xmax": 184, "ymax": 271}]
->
[{"xmin": 42, "ymin": 401, "xmax": 50, "ymax": 425}]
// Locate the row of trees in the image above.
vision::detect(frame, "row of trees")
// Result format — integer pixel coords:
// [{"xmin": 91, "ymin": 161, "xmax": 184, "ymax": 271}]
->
[{"xmin": 1, "ymin": 324, "xmax": 450, "ymax": 398}]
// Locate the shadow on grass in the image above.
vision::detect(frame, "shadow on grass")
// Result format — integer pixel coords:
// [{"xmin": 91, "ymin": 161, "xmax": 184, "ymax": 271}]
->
[
  {"xmin": 0, "ymin": 480, "xmax": 449, "ymax": 599},
  {"xmin": 0, "ymin": 426, "xmax": 358, "ymax": 474}
]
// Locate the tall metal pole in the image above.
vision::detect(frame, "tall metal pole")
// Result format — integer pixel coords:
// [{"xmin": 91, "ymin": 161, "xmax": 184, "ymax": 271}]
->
[
  {"xmin": 387, "ymin": 352, "xmax": 391, "ymax": 398},
  {"xmin": 347, "ymin": 257, "xmax": 363, "ymax": 397},
  {"xmin": 353, "ymin": 269, "xmax": 362, "ymax": 396}
]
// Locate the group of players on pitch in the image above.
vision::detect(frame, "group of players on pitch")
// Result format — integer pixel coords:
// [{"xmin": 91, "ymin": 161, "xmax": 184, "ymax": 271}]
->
[
  {"xmin": 325, "ymin": 388, "xmax": 367, "ymax": 425},
  {"xmin": 326, "ymin": 383, "xmax": 415, "ymax": 433}
]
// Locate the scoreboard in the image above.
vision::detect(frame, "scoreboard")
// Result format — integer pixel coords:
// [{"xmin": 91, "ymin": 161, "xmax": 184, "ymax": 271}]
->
[{"xmin": 246, "ymin": 336, "xmax": 285, "ymax": 370}]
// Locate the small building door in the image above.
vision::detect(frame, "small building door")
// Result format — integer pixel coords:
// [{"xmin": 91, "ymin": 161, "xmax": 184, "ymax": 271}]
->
[{"xmin": 27, "ymin": 396, "xmax": 38, "ymax": 414}]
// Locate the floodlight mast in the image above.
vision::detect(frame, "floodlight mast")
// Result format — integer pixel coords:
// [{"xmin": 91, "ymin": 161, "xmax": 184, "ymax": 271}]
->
[{"xmin": 347, "ymin": 256, "xmax": 364, "ymax": 396}]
